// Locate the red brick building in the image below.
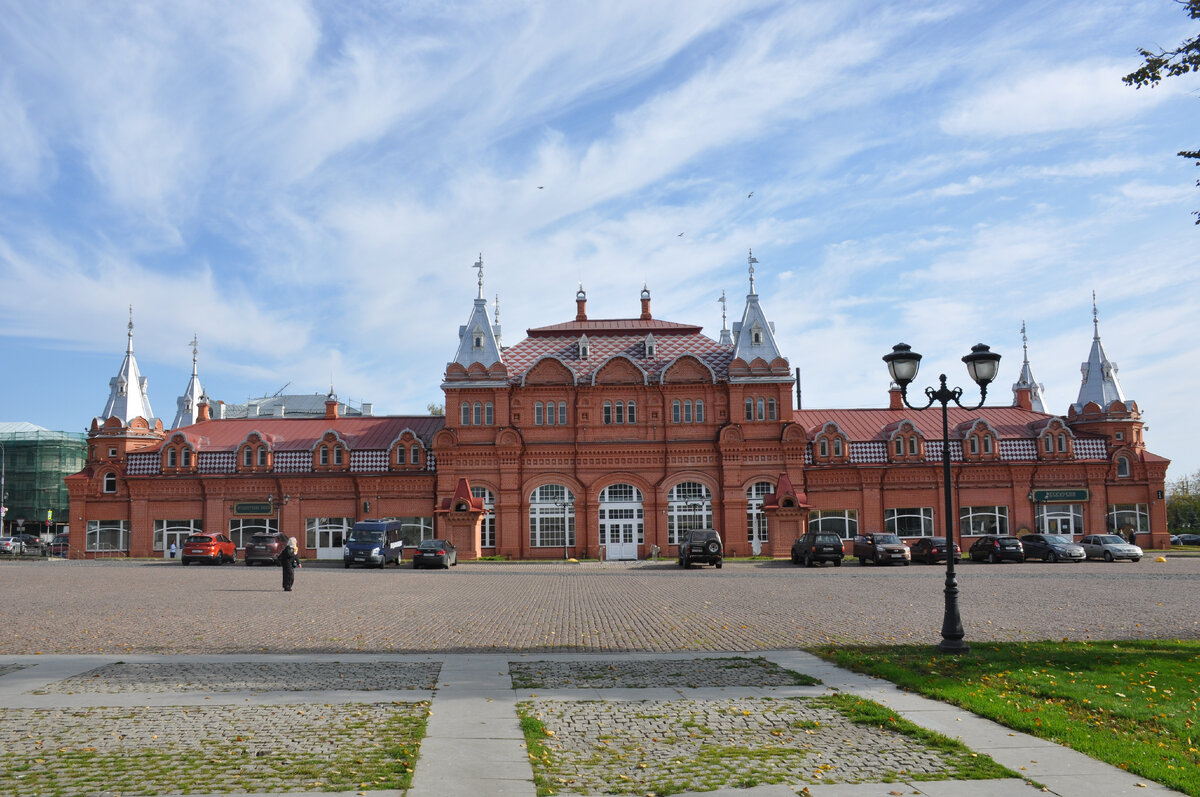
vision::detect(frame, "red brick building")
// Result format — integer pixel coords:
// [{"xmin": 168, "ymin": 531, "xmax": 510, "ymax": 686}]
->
[{"xmin": 66, "ymin": 262, "xmax": 1169, "ymax": 559}]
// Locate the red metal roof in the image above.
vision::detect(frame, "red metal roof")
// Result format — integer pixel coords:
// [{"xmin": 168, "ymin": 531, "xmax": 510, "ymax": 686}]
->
[
  {"xmin": 148, "ymin": 416, "xmax": 445, "ymax": 453},
  {"xmin": 793, "ymin": 406, "xmax": 1059, "ymax": 441},
  {"xmin": 528, "ymin": 318, "xmax": 703, "ymax": 336}
]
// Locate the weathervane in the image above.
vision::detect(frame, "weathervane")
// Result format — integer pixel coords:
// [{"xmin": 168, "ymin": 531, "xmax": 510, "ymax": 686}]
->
[
  {"xmin": 474, "ymin": 253, "xmax": 484, "ymax": 299},
  {"xmin": 718, "ymin": 290, "xmax": 728, "ymax": 331},
  {"xmin": 189, "ymin": 333, "xmax": 199, "ymax": 374},
  {"xmin": 748, "ymin": 249, "xmax": 759, "ymax": 293}
]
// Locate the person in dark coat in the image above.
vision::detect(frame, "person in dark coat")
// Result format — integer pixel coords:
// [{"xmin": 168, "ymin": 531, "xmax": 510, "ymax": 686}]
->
[{"xmin": 280, "ymin": 537, "xmax": 300, "ymax": 591}]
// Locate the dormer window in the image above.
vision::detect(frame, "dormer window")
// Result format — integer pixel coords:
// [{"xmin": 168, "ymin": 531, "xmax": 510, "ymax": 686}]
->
[
  {"xmin": 103, "ymin": 472, "xmax": 117, "ymax": 493},
  {"xmin": 182, "ymin": 449, "xmax": 192, "ymax": 468},
  {"xmin": 167, "ymin": 448, "xmax": 177, "ymax": 467},
  {"xmin": 257, "ymin": 447, "xmax": 267, "ymax": 467},
  {"xmin": 645, "ymin": 334, "xmax": 656, "ymax": 359},
  {"xmin": 473, "ymin": 326, "xmax": 484, "ymax": 349},
  {"xmin": 320, "ymin": 446, "xmax": 329, "ymax": 465},
  {"xmin": 751, "ymin": 326, "xmax": 763, "ymax": 346},
  {"xmin": 1117, "ymin": 456, "xmax": 1130, "ymax": 478},
  {"xmin": 833, "ymin": 438, "xmax": 843, "ymax": 457},
  {"xmin": 819, "ymin": 438, "xmax": 829, "ymax": 457},
  {"xmin": 243, "ymin": 447, "xmax": 253, "ymax": 467},
  {"xmin": 334, "ymin": 447, "xmax": 343, "ymax": 465},
  {"xmin": 578, "ymin": 334, "xmax": 590, "ymax": 360}
]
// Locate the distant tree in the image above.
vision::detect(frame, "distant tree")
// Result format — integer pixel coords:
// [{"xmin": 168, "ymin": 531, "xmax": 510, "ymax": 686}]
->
[
  {"xmin": 427, "ymin": 403, "xmax": 445, "ymax": 416},
  {"xmin": 1123, "ymin": 0, "xmax": 1200, "ymax": 224},
  {"xmin": 1166, "ymin": 470, "xmax": 1200, "ymax": 531}
]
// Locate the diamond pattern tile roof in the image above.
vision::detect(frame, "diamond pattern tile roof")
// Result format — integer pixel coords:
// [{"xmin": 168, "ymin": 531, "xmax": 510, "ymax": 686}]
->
[
  {"xmin": 503, "ymin": 323, "xmax": 733, "ymax": 384},
  {"xmin": 793, "ymin": 406, "xmax": 1059, "ymax": 442},
  {"xmin": 143, "ymin": 416, "xmax": 446, "ymax": 454}
]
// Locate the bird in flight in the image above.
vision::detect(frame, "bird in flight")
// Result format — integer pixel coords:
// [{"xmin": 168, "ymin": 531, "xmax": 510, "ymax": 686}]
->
[
  {"xmin": 677, "ymin": 232, "xmax": 684, "ymax": 237},
  {"xmin": 537, "ymin": 185, "xmax": 544, "ymax": 189},
  {"xmin": 747, "ymin": 191, "xmax": 754, "ymax": 198}
]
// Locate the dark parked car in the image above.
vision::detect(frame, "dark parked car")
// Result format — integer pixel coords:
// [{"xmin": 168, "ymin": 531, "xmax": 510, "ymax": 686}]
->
[
  {"xmin": 49, "ymin": 533, "xmax": 70, "ymax": 557},
  {"xmin": 967, "ymin": 535, "xmax": 1024, "ymax": 563},
  {"xmin": 1177, "ymin": 533, "xmax": 1200, "ymax": 546},
  {"xmin": 677, "ymin": 528, "xmax": 724, "ymax": 569},
  {"xmin": 791, "ymin": 531, "xmax": 844, "ymax": 567},
  {"xmin": 411, "ymin": 539, "xmax": 457, "ymax": 569},
  {"xmin": 11, "ymin": 533, "xmax": 45, "ymax": 554},
  {"xmin": 1019, "ymin": 533, "xmax": 1085, "ymax": 563},
  {"xmin": 852, "ymin": 533, "xmax": 910, "ymax": 566},
  {"xmin": 909, "ymin": 537, "xmax": 960, "ymax": 565},
  {"xmin": 181, "ymin": 532, "xmax": 237, "ymax": 565},
  {"xmin": 244, "ymin": 532, "xmax": 288, "ymax": 566}
]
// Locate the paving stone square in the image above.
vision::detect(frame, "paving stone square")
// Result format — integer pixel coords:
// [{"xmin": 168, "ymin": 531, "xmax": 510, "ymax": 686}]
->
[{"xmin": 510, "ymin": 656, "xmax": 818, "ymax": 689}]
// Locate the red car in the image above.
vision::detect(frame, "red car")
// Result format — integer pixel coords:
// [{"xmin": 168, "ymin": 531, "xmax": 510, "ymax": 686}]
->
[{"xmin": 181, "ymin": 533, "xmax": 237, "ymax": 565}]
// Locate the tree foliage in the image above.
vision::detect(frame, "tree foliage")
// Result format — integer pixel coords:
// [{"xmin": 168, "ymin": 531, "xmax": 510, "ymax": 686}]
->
[
  {"xmin": 426, "ymin": 402, "xmax": 445, "ymax": 416},
  {"xmin": 1166, "ymin": 469, "xmax": 1200, "ymax": 531},
  {"xmin": 1123, "ymin": 0, "xmax": 1200, "ymax": 224}
]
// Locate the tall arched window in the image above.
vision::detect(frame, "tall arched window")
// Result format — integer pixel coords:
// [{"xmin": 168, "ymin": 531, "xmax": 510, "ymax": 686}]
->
[
  {"xmin": 625, "ymin": 402, "xmax": 636, "ymax": 424},
  {"xmin": 529, "ymin": 484, "xmax": 575, "ymax": 548},
  {"xmin": 614, "ymin": 401, "xmax": 625, "ymax": 424},
  {"xmin": 1117, "ymin": 456, "xmax": 1130, "ymax": 478},
  {"xmin": 410, "ymin": 444, "xmax": 420, "ymax": 465},
  {"xmin": 598, "ymin": 483, "xmax": 645, "ymax": 558},
  {"xmin": 167, "ymin": 448, "xmax": 177, "ymax": 468},
  {"xmin": 694, "ymin": 400, "xmax": 703, "ymax": 423},
  {"xmin": 182, "ymin": 448, "xmax": 191, "ymax": 467},
  {"xmin": 746, "ymin": 481, "xmax": 774, "ymax": 548},
  {"xmin": 485, "ymin": 402, "xmax": 494, "ymax": 425},
  {"xmin": 257, "ymin": 447, "xmax": 267, "ymax": 466},
  {"xmin": 558, "ymin": 402, "xmax": 567, "ymax": 425},
  {"xmin": 683, "ymin": 400, "xmax": 692, "ymax": 423},
  {"xmin": 767, "ymin": 398, "xmax": 777, "ymax": 420},
  {"xmin": 667, "ymin": 482, "xmax": 712, "ymax": 545},
  {"xmin": 672, "ymin": 400, "xmax": 681, "ymax": 423},
  {"xmin": 744, "ymin": 398, "xmax": 754, "ymax": 421},
  {"xmin": 243, "ymin": 447, "xmax": 253, "ymax": 467},
  {"xmin": 461, "ymin": 403, "xmax": 471, "ymax": 425},
  {"xmin": 103, "ymin": 472, "xmax": 117, "ymax": 493},
  {"xmin": 833, "ymin": 438, "xmax": 843, "ymax": 457},
  {"xmin": 472, "ymin": 486, "xmax": 496, "ymax": 548},
  {"xmin": 756, "ymin": 398, "xmax": 765, "ymax": 420},
  {"xmin": 535, "ymin": 402, "xmax": 544, "ymax": 425},
  {"xmin": 319, "ymin": 446, "xmax": 329, "ymax": 465},
  {"xmin": 819, "ymin": 438, "xmax": 829, "ymax": 458},
  {"xmin": 473, "ymin": 402, "xmax": 483, "ymax": 425}
]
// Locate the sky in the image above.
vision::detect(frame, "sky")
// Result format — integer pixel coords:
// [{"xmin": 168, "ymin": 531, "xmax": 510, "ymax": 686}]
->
[{"xmin": 1, "ymin": 1, "xmax": 1198, "ymax": 480}]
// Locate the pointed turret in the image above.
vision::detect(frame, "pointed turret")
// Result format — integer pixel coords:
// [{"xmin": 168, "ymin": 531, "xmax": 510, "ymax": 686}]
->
[
  {"xmin": 451, "ymin": 254, "xmax": 503, "ymax": 369},
  {"xmin": 730, "ymin": 249, "xmax": 784, "ymax": 364},
  {"xmin": 1011, "ymin": 322, "xmax": 1047, "ymax": 413},
  {"xmin": 1073, "ymin": 294, "xmax": 1128, "ymax": 413},
  {"xmin": 101, "ymin": 306, "xmax": 155, "ymax": 424},
  {"xmin": 171, "ymin": 334, "xmax": 205, "ymax": 429}
]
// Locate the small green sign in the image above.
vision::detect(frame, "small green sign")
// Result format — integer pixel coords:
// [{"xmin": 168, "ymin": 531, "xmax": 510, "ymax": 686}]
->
[
  {"xmin": 234, "ymin": 501, "xmax": 274, "ymax": 516},
  {"xmin": 1030, "ymin": 489, "xmax": 1089, "ymax": 503}
]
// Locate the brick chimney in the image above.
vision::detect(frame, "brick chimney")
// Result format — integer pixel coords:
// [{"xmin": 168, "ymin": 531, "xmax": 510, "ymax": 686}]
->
[
  {"xmin": 197, "ymin": 396, "xmax": 211, "ymax": 422},
  {"xmin": 575, "ymin": 286, "xmax": 587, "ymax": 322},
  {"xmin": 889, "ymin": 385, "xmax": 904, "ymax": 411},
  {"xmin": 1014, "ymin": 386, "xmax": 1032, "ymax": 411},
  {"xmin": 640, "ymin": 285, "xmax": 652, "ymax": 320},
  {"xmin": 325, "ymin": 393, "xmax": 339, "ymax": 420}
]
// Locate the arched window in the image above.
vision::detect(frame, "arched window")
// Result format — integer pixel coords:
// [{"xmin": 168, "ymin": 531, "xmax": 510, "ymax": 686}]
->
[
  {"xmin": 243, "ymin": 447, "xmax": 253, "ymax": 467},
  {"xmin": 182, "ymin": 449, "xmax": 192, "ymax": 468},
  {"xmin": 746, "ymin": 481, "xmax": 774, "ymax": 548},
  {"xmin": 683, "ymin": 400, "xmax": 692, "ymax": 423},
  {"xmin": 472, "ymin": 486, "xmax": 496, "ymax": 547},
  {"xmin": 819, "ymin": 438, "xmax": 829, "ymax": 458},
  {"xmin": 473, "ymin": 402, "xmax": 483, "ymax": 425},
  {"xmin": 546, "ymin": 401, "xmax": 556, "ymax": 426},
  {"xmin": 535, "ymin": 402, "xmax": 544, "ymax": 425},
  {"xmin": 103, "ymin": 472, "xmax": 117, "ymax": 493},
  {"xmin": 895, "ymin": 438, "xmax": 904, "ymax": 456},
  {"xmin": 667, "ymin": 482, "xmax": 713, "ymax": 545},
  {"xmin": 756, "ymin": 398, "xmax": 765, "ymax": 421},
  {"xmin": 1057, "ymin": 433, "xmax": 1067, "ymax": 453},
  {"xmin": 598, "ymin": 483, "xmax": 645, "ymax": 555},
  {"xmin": 908, "ymin": 436, "xmax": 918, "ymax": 456},
  {"xmin": 529, "ymin": 484, "xmax": 576, "ymax": 548},
  {"xmin": 1117, "ymin": 456, "xmax": 1130, "ymax": 478},
  {"xmin": 969, "ymin": 437, "xmax": 979, "ymax": 455},
  {"xmin": 983, "ymin": 436, "xmax": 993, "ymax": 454},
  {"xmin": 1044, "ymin": 435, "xmax": 1053, "ymax": 452},
  {"xmin": 614, "ymin": 401, "xmax": 624, "ymax": 424},
  {"xmin": 558, "ymin": 402, "xmax": 567, "ymax": 425},
  {"xmin": 410, "ymin": 444, "xmax": 420, "ymax": 465},
  {"xmin": 672, "ymin": 400, "xmax": 681, "ymax": 423},
  {"xmin": 461, "ymin": 403, "xmax": 471, "ymax": 425},
  {"xmin": 257, "ymin": 447, "xmax": 267, "ymax": 466},
  {"xmin": 167, "ymin": 448, "xmax": 177, "ymax": 467},
  {"xmin": 319, "ymin": 445, "xmax": 329, "ymax": 465},
  {"xmin": 832, "ymin": 438, "xmax": 843, "ymax": 457},
  {"xmin": 694, "ymin": 400, "xmax": 703, "ymax": 423},
  {"xmin": 626, "ymin": 402, "xmax": 636, "ymax": 424},
  {"xmin": 744, "ymin": 398, "xmax": 754, "ymax": 421},
  {"xmin": 485, "ymin": 402, "xmax": 494, "ymax": 425},
  {"xmin": 767, "ymin": 398, "xmax": 777, "ymax": 421}
]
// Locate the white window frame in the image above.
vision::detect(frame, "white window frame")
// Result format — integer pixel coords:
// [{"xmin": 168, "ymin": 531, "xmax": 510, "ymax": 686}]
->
[
  {"xmin": 1107, "ymin": 503, "xmax": 1148, "ymax": 535},
  {"xmin": 667, "ymin": 482, "xmax": 712, "ymax": 545},
  {"xmin": 86, "ymin": 519, "xmax": 129, "ymax": 552},
  {"xmin": 746, "ymin": 481, "xmax": 774, "ymax": 545},
  {"xmin": 959, "ymin": 505, "xmax": 1009, "ymax": 536},
  {"xmin": 810, "ymin": 509, "xmax": 858, "ymax": 540},
  {"xmin": 472, "ymin": 486, "xmax": 497, "ymax": 548},
  {"xmin": 884, "ymin": 506, "xmax": 934, "ymax": 537},
  {"xmin": 528, "ymin": 484, "xmax": 576, "ymax": 548}
]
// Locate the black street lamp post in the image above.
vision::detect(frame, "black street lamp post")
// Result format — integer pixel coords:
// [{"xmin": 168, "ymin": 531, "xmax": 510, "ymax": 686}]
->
[{"xmin": 882, "ymin": 342, "xmax": 1001, "ymax": 654}]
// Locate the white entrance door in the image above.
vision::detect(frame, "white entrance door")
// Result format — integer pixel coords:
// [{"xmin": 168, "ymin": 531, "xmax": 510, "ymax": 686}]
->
[{"xmin": 601, "ymin": 520, "xmax": 639, "ymax": 561}]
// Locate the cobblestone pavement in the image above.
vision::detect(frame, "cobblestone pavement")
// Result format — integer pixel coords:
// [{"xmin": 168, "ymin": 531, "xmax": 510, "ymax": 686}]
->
[
  {"xmin": 509, "ymin": 656, "xmax": 816, "ymax": 689},
  {"xmin": 1, "ymin": 556, "xmax": 1197, "ymax": 655},
  {"xmin": 39, "ymin": 661, "xmax": 441, "ymax": 694}
]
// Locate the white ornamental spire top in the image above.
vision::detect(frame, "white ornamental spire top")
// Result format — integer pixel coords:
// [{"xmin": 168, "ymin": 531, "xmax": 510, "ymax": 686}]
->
[
  {"xmin": 101, "ymin": 306, "xmax": 155, "ymax": 424},
  {"xmin": 1074, "ymin": 293, "xmax": 1129, "ymax": 413},
  {"xmin": 451, "ymin": 255, "xmax": 504, "ymax": 370},
  {"xmin": 718, "ymin": 290, "xmax": 732, "ymax": 345},
  {"xmin": 1011, "ymin": 321, "xmax": 1047, "ymax": 413},
  {"xmin": 474, "ymin": 253, "xmax": 484, "ymax": 299},
  {"xmin": 748, "ymin": 249, "xmax": 758, "ymax": 294},
  {"xmin": 172, "ymin": 333, "xmax": 205, "ymax": 429}
]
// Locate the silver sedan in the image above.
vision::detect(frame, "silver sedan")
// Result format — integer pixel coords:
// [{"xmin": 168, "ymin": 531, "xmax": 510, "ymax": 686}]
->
[{"xmin": 1079, "ymin": 534, "xmax": 1142, "ymax": 562}]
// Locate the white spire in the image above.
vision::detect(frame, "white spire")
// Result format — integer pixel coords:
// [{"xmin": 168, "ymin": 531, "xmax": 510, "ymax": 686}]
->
[
  {"xmin": 101, "ymin": 306, "xmax": 155, "ymax": 424},
  {"xmin": 731, "ymin": 251, "xmax": 785, "ymax": 369},
  {"xmin": 452, "ymin": 255, "xmax": 504, "ymax": 369},
  {"xmin": 1074, "ymin": 294, "xmax": 1128, "ymax": 412},
  {"xmin": 747, "ymin": 249, "xmax": 758, "ymax": 294},
  {"xmin": 1011, "ymin": 321, "xmax": 1047, "ymax": 413},
  {"xmin": 171, "ymin": 334, "xmax": 205, "ymax": 428},
  {"xmin": 718, "ymin": 290, "xmax": 732, "ymax": 345}
]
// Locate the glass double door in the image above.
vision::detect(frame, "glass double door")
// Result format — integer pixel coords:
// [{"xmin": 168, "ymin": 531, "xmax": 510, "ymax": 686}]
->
[{"xmin": 598, "ymin": 505, "xmax": 641, "ymax": 560}]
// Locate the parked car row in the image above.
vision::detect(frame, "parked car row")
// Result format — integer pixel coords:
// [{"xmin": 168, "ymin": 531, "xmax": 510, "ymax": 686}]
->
[
  {"xmin": 0, "ymin": 534, "xmax": 51, "ymax": 555},
  {"xmin": 780, "ymin": 531, "xmax": 1147, "ymax": 568}
]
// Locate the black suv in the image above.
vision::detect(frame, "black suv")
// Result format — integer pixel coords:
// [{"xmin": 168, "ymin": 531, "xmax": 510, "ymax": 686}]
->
[
  {"xmin": 791, "ymin": 531, "xmax": 844, "ymax": 567},
  {"xmin": 677, "ymin": 529, "xmax": 723, "ymax": 569}
]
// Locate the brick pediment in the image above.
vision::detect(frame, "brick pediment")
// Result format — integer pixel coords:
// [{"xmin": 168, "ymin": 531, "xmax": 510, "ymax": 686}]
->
[
  {"xmin": 593, "ymin": 356, "xmax": 645, "ymax": 385},
  {"xmin": 525, "ymin": 357, "xmax": 574, "ymax": 385},
  {"xmin": 662, "ymin": 355, "xmax": 712, "ymax": 384}
]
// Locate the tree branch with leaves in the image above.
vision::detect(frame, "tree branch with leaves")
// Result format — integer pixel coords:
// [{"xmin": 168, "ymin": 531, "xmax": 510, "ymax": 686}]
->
[{"xmin": 1123, "ymin": 0, "xmax": 1200, "ymax": 224}]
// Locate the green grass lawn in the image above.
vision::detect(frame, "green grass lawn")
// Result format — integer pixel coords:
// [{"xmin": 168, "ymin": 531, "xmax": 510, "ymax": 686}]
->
[{"xmin": 812, "ymin": 639, "xmax": 1200, "ymax": 797}]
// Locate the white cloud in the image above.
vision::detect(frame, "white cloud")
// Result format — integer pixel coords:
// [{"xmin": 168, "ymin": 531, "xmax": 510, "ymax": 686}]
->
[{"xmin": 0, "ymin": 73, "xmax": 47, "ymax": 191}]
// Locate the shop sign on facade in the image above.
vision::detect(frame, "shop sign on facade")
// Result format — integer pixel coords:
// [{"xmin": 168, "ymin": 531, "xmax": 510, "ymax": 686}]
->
[
  {"xmin": 1030, "ymin": 489, "xmax": 1089, "ymax": 503},
  {"xmin": 233, "ymin": 501, "xmax": 274, "ymax": 516}
]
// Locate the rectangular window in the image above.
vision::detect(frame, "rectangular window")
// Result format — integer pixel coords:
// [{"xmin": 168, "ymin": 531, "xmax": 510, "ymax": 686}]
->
[
  {"xmin": 410, "ymin": 445, "xmax": 419, "ymax": 465},
  {"xmin": 396, "ymin": 517, "xmax": 434, "ymax": 547},
  {"xmin": 86, "ymin": 520, "xmax": 129, "ymax": 552},
  {"xmin": 153, "ymin": 519, "xmax": 203, "ymax": 551},
  {"xmin": 229, "ymin": 517, "xmax": 280, "ymax": 549},
  {"xmin": 1107, "ymin": 503, "xmax": 1149, "ymax": 535},
  {"xmin": 535, "ymin": 402, "xmax": 544, "ymax": 425},
  {"xmin": 558, "ymin": 402, "xmax": 567, "ymax": 425},
  {"xmin": 745, "ymin": 398, "xmax": 754, "ymax": 421},
  {"xmin": 461, "ymin": 403, "xmax": 471, "ymax": 425},
  {"xmin": 959, "ymin": 505, "xmax": 1009, "ymax": 536},
  {"xmin": 301, "ymin": 516, "xmax": 349, "ymax": 551},
  {"xmin": 884, "ymin": 507, "xmax": 934, "ymax": 537},
  {"xmin": 529, "ymin": 507, "xmax": 576, "ymax": 548},
  {"xmin": 809, "ymin": 509, "xmax": 858, "ymax": 540}
]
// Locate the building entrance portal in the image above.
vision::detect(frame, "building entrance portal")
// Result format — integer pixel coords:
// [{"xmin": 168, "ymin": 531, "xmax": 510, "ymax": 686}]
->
[
  {"xmin": 598, "ymin": 484, "xmax": 643, "ymax": 560},
  {"xmin": 1036, "ymin": 504, "xmax": 1084, "ymax": 538}
]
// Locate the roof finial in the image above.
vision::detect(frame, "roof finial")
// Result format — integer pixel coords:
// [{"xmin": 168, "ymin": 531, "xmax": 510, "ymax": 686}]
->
[
  {"xmin": 747, "ymin": 249, "xmax": 758, "ymax": 293},
  {"xmin": 1021, "ymin": 321, "xmax": 1028, "ymax": 359},
  {"xmin": 493, "ymin": 292, "xmax": 500, "ymax": 325},
  {"xmin": 719, "ymin": 290, "xmax": 728, "ymax": 330},
  {"xmin": 1092, "ymin": 290, "xmax": 1099, "ymax": 339},
  {"xmin": 189, "ymin": 333, "xmax": 199, "ymax": 376},
  {"xmin": 127, "ymin": 305, "xmax": 135, "ymax": 354},
  {"xmin": 474, "ymin": 253, "xmax": 484, "ymax": 299}
]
